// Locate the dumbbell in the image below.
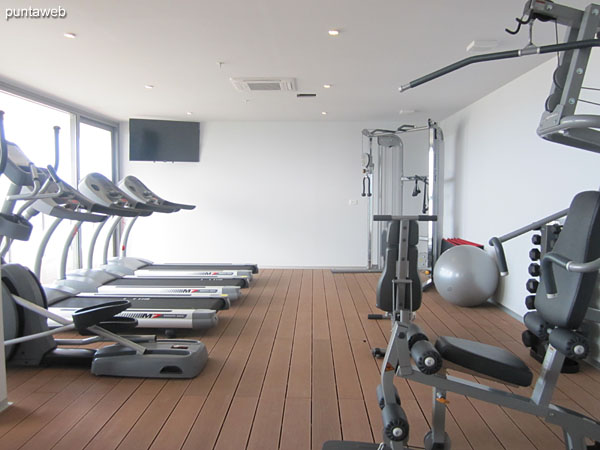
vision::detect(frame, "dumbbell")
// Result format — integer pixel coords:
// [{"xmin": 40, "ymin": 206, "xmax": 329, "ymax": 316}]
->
[
  {"xmin": 529, "ymin": 248, "xmax": 541, "ymax": 261},
  {"xmin": 525, "ymin": 295, "xmax": 536, "ymax": 310},
  {"xmin": 531, "ymin": 234, "xmax": 542, "ymax": 245},
  {"xmin": 528, "ymin": 263, "xmax": 540, "ymax": 277},
  {"xmin": 526, "ymin": 279, "xmax": 539, "ymax": 293}
]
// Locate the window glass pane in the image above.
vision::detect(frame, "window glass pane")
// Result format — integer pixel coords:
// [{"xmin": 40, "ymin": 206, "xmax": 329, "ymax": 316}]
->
[
  {"xmin": 79, "ymin": 123, "xmax": 114, "ymax": 268},
  {"xmin": 0, "ymin": 90, "xmax": 72, "ymax": 181},
  {"xmin": 79, "ymin": 123, "xmax": 113, "ymax": 179},
  {"xmin": 0, "ymin": 90, "xmax": 75, "ymax": 284}
]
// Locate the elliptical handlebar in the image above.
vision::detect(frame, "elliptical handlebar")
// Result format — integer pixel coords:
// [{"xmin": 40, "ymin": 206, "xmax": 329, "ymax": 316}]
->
[{"xmin": 6, "ymin": 163, "xmax": 43, "ymax": 201}]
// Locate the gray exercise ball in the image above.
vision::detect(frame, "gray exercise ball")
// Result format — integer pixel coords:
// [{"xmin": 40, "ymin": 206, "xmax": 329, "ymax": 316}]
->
[{"xmin": 433, "ymin": 245, "xmax": 499, "ymax": 307}]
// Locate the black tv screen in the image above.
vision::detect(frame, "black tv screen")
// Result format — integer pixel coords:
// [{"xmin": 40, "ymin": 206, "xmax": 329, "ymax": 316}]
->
[{"xmin": 129, "ymin": 119, "xmax": 200, "ymax": 162}]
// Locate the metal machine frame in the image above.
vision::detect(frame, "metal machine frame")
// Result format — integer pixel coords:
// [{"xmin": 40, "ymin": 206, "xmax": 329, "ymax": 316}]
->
[
  {"xmin": 325, "ymin": 1, "xmax": 600, "ymax": 449},
  {"xmin": 353, "ymin": 120, "xmax": 444, "ymax": 273},
  {"xmin": 326, "ymin": 212, "xmax": 600, "ymax": 450}
]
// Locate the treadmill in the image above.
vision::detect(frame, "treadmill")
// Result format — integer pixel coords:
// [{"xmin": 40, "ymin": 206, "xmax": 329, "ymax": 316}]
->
[
  {"xmin": 61, "ymin": 172, "xmax": 248, "ymax": 294},
  {"xmin": 2, "ymin": 144, "xmax": 227, "ymax": 331},
  {"xmin": 76, "ymin": 173, "xmax": 254, "ymax": 288},
  {"xmin": 34, "ymin": 171, "xmax": 240, "ymax": 299},
  {"xmin": 116, "ymin": 174, "xmax": 258, "ymax": 275}
]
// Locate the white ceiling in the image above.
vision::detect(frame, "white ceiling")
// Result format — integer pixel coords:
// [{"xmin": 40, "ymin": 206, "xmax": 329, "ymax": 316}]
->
[{"xmin": 0, "ymin": 0, "xmax": 591, "ymax": 123}]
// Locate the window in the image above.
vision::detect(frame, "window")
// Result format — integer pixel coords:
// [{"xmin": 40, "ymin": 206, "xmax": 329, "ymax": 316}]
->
[
  {"xmin": 79, "ymin": 122, "xmax": 113, "ymax": 179},
  {"xmin": 79, "ymin": 122, "xmax": 115, "ymax": 269},
  {"xmin": 0, "ymin": 87, "xmax": 118, "ymax": 283},
  {"xmin": 0, "ymin": 90, "xmax": 73, "ymax": 181}
]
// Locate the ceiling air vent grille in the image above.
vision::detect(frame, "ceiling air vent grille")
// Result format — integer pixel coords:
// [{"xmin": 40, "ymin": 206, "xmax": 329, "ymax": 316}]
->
[{"xmin": 230, "ymin": 77, "xmax": 297, "ymax": 92}]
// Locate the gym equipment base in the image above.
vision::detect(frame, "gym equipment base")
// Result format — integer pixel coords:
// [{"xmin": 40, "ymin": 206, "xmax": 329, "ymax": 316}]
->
[{"xmin": 92, "ymin": 339, "xmax": 208, "ymax": 378}]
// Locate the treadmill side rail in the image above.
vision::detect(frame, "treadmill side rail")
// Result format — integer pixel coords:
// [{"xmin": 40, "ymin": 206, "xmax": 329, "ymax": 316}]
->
[
  {"xmin": 48, "ymin": 307, "xmax": 219, "ymax": 330},
  {"xmin": 133, "ymin": 269, "xmax": 252, "ymax": 280}
]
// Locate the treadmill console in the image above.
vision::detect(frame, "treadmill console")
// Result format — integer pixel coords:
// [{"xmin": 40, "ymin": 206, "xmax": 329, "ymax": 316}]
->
[{"xmin": 80, "ymin": 173, "xmax": 141, "ymax": 209}]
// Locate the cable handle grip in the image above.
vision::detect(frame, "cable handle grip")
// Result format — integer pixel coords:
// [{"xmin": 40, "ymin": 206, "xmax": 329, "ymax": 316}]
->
[{"xmin": 399, "ymin": 39, "xmax": 600, "ymax": 93}]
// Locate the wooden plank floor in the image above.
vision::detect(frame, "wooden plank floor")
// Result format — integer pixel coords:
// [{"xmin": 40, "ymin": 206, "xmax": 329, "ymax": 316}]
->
[{"xmin": 3, "ymin": 269, "xmax": 599, "ymax": 450}]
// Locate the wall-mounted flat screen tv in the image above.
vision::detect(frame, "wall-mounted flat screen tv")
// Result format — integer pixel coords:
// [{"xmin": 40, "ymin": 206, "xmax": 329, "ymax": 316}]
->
[{"xmin": 129, "ymin": 118, "xmax": 200, "ymax": 162}]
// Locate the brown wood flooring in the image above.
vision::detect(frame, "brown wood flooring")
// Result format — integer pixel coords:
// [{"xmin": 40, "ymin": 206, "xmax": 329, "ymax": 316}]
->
[{"xmin": 2, "ymin": 269, "xmax": 600, "ymax": 450}]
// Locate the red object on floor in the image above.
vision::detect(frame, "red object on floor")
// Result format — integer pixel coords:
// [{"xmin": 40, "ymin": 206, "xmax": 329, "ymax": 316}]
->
[{"xmin": 444, "ymin": 238, "xmax": 484, "ymax": 249}]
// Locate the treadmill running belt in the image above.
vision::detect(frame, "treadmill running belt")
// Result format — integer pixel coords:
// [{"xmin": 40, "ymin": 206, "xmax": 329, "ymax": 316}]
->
[
  {"xmin": 144, "ymin": 263, "xmax": 259, "ymax": 274},
  {"xmin": 106, "ymin": 277, "xmax": 248, "ymax": 288},
  {"xmin": 52, "ymin": 295, "xmax": 227, "ymax": 310}
]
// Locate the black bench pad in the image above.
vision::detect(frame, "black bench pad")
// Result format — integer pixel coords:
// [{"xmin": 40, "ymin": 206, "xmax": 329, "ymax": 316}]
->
[{"xmin": 435, "ymin": 336, "xmax": 533, "ymax": 387}]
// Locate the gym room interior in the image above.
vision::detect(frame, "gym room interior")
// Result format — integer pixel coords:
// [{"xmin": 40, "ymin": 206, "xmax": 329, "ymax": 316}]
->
[{"xmin": 1, "ymin": 0, "xmax": 600, "ymax": 449}]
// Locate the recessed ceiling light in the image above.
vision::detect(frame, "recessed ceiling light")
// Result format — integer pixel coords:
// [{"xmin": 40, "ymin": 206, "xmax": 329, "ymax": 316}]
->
[
  {"xmin": 63, "ymin": 32, "xmax": 76, "ymax": 39},
  {"xmin": 144, "ymin": 84, "xmax": 154, "ymax": 90},
  {"xmin": 328, "ymin": 30, "xmax": 340, "ymax": 36},
  {"xmin": 399, "ymin": 109, "xmax": 416, "ymax": 115},
  {"xmin": 321, "ymin": 111, "xmax": 327, "ymax": 115},
  {"xmin": 186, "ymin": 112, "xmax": 193, "ymax": 116},
  {"xmin": 323, "ymin": 84, "xmax": 332, "ymax": 89}
]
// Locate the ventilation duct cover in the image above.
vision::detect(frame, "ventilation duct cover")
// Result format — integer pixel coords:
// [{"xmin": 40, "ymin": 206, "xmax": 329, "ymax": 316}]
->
[{"xmin": 230, "ymin": 77, "xmax": 297, "ymax": 92}]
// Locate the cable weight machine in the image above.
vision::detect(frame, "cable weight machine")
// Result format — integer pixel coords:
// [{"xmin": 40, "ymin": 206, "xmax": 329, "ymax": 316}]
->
[
  {"xmin": 357, "ymin": 120, "xmax": 444, "ymax": 280},
  {"xmin": 325, "ymin": 2, "xmax": 600, "ymax": 449}
]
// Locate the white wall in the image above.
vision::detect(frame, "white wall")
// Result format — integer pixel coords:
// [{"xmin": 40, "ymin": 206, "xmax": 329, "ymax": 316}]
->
[
  {"xmin": 441, "ymin": 57, "xmax": 600, "ymax": 321},
  {"xmin": 120, "ymin": 120, "xmax": 432, "ymax": 268}
]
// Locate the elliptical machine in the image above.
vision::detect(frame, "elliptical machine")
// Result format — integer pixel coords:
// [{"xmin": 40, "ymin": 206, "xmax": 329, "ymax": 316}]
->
[{"xmin": 1, "ymin": 115, "xmax": 208, "ymax": 379}]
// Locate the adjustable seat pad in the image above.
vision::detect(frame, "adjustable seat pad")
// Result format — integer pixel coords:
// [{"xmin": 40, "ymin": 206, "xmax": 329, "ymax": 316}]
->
[{"xmin": 435, "ymin": 336, "xmax": 533, "ymax": 387}]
